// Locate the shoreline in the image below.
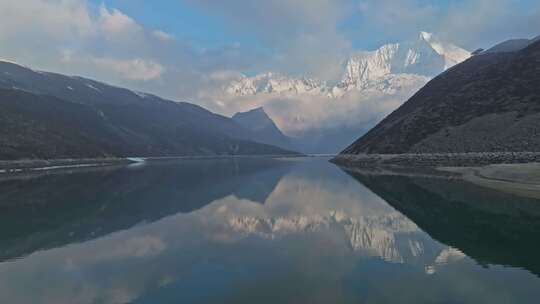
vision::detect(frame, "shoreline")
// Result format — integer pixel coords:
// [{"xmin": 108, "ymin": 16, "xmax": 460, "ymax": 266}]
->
[
  {"xmin": 331, "ymin": 152, "xmax": 540, "ymax": 168},
  {"xmin": 332, "ymin": 153, "xmax": 540, "ymax": 199},
  {"xmin": 0, "ymin": 158, "xmax": 132, "ymax": 174},
  {"xmin": 0, "ymin": 154, "xmax": 307, "ymax": 175}
]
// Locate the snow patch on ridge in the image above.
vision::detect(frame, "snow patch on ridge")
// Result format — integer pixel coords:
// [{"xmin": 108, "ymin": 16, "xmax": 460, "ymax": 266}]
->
[{"xmin": 86, "ymin": 83, "xmax": 101, "ymax": 92}]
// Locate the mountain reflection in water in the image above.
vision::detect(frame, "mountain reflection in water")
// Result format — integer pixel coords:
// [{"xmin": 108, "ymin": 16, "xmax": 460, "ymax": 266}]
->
[
  {"xmin": 0, "ymin": 158, "xmax": 291, "ymax": 261},
  {"xmin": 0, "ymin": 158, "xmax": 539, "ymax": 304},
  {"xmin": 345, "ymin": 169, "xmax": 540, "ymax": 276}
]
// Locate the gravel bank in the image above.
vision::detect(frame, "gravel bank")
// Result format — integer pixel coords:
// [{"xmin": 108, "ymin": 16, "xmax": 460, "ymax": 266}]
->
[{"xmin": 332, "ymin": 152, "xmax": 540, "ymax": 168}]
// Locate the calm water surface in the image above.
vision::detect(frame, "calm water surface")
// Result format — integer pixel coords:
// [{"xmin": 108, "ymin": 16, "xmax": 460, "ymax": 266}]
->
[{"xmin": 0, "ymin": 157, "xmax": 540, "ymax": 303}]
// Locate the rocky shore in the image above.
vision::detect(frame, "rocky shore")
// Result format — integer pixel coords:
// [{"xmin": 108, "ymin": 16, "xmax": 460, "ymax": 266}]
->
[
  {"xmin": 333, "ymin": 153, "xmax": 540, "ymax": 199},
  {"xmin": 332, "ymin": 152, "xmax": 540, "ymax": 168}
]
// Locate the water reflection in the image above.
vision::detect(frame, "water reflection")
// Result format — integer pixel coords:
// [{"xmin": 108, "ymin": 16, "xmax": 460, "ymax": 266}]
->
[
  {"xmin": 0, "ymin": 158, "xmax": 539, "ymax": 303},
  {"xmin": 345, "ymin": 169, "xmax": 540, "ymax": 276},
  {"xmin": 0, "ymin": 158, "xmax": 291, "ymax": 261}
]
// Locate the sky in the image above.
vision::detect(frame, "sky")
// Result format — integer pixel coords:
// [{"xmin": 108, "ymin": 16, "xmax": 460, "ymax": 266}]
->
[{"xmin": 0, "ymin": 0, "xmax": 539, "ymax": 106}]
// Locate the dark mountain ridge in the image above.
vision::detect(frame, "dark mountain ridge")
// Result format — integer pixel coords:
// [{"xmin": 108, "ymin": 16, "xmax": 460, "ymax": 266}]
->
[
  {"xmin": 342, "ymin": 38, "xmax": 540, "ymax": 154},
  {"xmin": 484, "ymin": 37, "xmax": 536, "ymax": 54},
  {"xmin": 0, "ymin": 61, "xmax": 298, "ymax": 159},
  {"xmin": 232, "ymin": 107, "xmax": 293, "ymax": 150}
]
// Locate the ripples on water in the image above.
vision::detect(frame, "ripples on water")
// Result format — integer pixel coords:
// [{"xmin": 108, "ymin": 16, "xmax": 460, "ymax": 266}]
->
[{"xmin": 0, "ymin": 157, "xmax": 539, "ymax": 303}]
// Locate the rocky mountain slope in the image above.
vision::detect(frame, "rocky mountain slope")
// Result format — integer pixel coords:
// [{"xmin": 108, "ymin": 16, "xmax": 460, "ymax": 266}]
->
[
  {"xmin": 0, "ymin": 61, "xmax": 297, "ymax": 160},
  {"xmin": 232, "ymin": 107, "xmax": 293, "ymax": 150},
  {"xmin": 341, "ymin": 38, "xmax": 540, "ymax": 154}
]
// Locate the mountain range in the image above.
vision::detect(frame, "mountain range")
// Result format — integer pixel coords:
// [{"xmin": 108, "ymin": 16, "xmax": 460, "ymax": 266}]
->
[
  {"xmin": 6, "ymin": 32, "xmax": 534, "ymax": 159},
  {"xmin": 341, "ymin": 36, "xmax": 540, "ymax": 154},
  {"xmin": 0, "ymin": 61, "xmax": 298, "ymax": 160},
  {"xmin": 0, "ymin": 32, "xmax": 472, "ymax": 158},
  {"xmin": 222, "ymin": 32, "xmax": 471, "ymax": 153},
  {"xmin": 226, "ymin": 32, "xmax": 469, "ymax": 99}
]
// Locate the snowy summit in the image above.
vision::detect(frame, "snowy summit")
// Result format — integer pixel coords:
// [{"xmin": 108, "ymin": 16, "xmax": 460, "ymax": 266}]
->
[{"xmin": 225, "ymin": 32, "xmax": 470, "ymax": 98}]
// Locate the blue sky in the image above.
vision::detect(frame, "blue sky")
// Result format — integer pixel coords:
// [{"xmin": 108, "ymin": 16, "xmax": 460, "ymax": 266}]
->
[
  {"xmin": 90, "ymin": 0, "xmax": 540, "ymax": 51},
  {"xmin": 76, "ymin": 0, "xmax": 540, "ymax": 86},
  {"xmin": 88, "ymin": 0, "xmax": 251, "ymax": 49}
]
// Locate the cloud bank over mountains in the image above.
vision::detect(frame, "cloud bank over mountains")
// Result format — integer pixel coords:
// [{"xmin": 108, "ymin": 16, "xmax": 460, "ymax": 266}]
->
[{"xmin": 0, "ymin": 1, "xmax": 166, "ymax": 81}]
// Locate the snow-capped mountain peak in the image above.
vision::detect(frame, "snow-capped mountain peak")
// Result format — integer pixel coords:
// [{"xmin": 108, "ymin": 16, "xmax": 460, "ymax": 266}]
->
[
  {"xmin": 417, "ymin": 31, "xmax": 471, "ymax": 69},
  {"xmin": 224, "ymin": 32, "xmax": 470, "ymax": 99},
  {"xmin": 419, "ymin": 31, "xmax": 433, "ymax": 41},
  {"xmin": 337, "ymin": 43, "xmax": 400, "ymax": 91}
]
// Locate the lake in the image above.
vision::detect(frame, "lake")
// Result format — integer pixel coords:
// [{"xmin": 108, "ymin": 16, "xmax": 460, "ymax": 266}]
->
[{"xmin": 0, "ymin": 157, "xmax": 539, "ymax": 303}]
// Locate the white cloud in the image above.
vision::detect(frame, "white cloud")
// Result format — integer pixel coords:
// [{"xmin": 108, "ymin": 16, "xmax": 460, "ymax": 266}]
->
[
  {"xmin": 437, "ymin": 0, "xmax": 540, "ymax": 48},
  {"xmin": 61, "ymin": 54, "xmax": 165, "ymax": 81},
  {"xmin": 98, "ymin": 4, "xmax": 142, "ymax": 37},
  {"xmin": 188, "ymin": 0, "xmax": 354, "ymax": 80},
  {"xmin": 0, "ymin": 0, "xmax": 95, "ymax": 64},
  {"xmin": 0, "ymin": 1, "xmax": 163, "ymax": 81},
  {"xmin": 197, "ymin": 79, "xmax": 425, "ymax": 137},
  {"xmin": 152, "ymin": 30, "xmax": 175, "ymax": 42},
  {"xmin": 207, "ymin": 70, "xmax": 243, "ymax": 82},
  {"xmin": 0, "ymin": 0, "xmax": 265, "ymax": 100},
  {"xmin": 92, "ymin": 57, "xmax": 164, "ymax": 81},
  {"xmin": 356, "ymin": 0, "xmax": 439, "ymax": 37},
  {"xmin": 0, "ymin": 0, "xmax": 95, "ymax": 37},
  {"xmin": 355, "ymin": 0, "xmax": 540, "ymax": 50}
]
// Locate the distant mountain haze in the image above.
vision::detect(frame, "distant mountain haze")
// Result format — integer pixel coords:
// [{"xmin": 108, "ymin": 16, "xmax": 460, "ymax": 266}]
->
[
  {"xmin": 342, "ymin": 36, "xmax": 540, "ymax": 154},
  {"xmin": 0, "ymin": 61, "xmax": 298, "ymax": 160}
]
